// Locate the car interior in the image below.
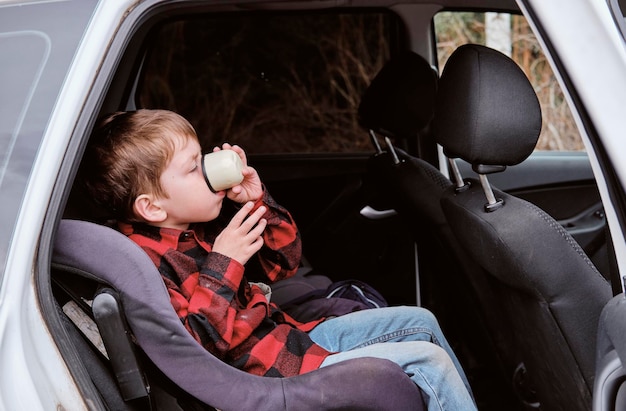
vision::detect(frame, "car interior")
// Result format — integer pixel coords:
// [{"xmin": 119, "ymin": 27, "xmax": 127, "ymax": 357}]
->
[{"xmin": 46, "ymin": 1, "xmax": 619, "ymax": 410}]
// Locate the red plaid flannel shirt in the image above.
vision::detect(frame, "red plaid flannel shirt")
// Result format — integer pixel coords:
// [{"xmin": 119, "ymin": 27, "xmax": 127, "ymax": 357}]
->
[{"xmin": 119, "ymin": 190, "xmax": 331, "ymax": 377}]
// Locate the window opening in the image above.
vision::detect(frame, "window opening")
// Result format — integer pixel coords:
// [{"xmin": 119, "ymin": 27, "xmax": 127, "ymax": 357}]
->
[
  {"xmin": 138, "ymin": 12, "xmax": 403, "ymax": 154},
  {"xmin": 434, "ymin": 11, "xmax": 584, "ymax": 151}
]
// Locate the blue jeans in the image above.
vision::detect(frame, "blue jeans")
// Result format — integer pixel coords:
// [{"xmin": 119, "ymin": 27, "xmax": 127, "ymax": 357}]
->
[{"xmin": 308, "ymin": 306, "xmax": 476, "ymax": 411}]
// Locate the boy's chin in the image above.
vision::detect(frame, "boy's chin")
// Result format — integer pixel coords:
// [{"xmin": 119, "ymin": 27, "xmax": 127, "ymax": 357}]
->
[{"xmin": 204, "ymin": 208, "xmax": 223, "ymax": 222}]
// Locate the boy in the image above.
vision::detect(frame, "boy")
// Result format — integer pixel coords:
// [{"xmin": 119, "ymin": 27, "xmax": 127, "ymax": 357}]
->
[{"xmin": 82, "ymin": 109, "xmax": 476, "ymax": 411}]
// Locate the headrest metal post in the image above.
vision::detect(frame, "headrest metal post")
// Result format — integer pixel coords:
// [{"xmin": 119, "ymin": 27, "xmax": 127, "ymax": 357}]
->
[
  {"xmin": 479, "ymin": 174, "xmax": 504, "ymax": 212},
  {"xmin": 448, "ymin": 158, "xmax": 469, "ymax": 192},
  {"xmin": 368, "ymin": 130, "xmax": 383, "ymax": 154},
  {"xmin": 384, "ymin": 137, "xmax": 400, "ymax": 164}
]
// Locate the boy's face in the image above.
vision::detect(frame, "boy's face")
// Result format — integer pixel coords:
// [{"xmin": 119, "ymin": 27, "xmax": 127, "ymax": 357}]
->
[{"xmin": 155, "ymin": 136, "xmax": 225, "ymax": 229}]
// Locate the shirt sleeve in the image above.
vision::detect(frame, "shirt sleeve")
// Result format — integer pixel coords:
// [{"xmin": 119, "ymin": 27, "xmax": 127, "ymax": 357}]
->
[
  {"xmin": 250, "ymin": 189, "xmax": 302, "ymax": 283},
  {"xmin": 124, "ymin": 224, "xmax": 277, "ymax": 359}
]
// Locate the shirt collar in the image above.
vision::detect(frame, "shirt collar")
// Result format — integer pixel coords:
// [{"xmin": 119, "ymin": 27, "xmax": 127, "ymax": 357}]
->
[{"xmin": 118, "ymin": 221, "xmax": 198, "ymax": 248}]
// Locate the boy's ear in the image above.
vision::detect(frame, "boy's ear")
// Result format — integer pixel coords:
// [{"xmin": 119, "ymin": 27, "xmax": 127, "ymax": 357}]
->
[{"xmin": 134, "ymin": 194, "xmax": 167, "ymax": 223}]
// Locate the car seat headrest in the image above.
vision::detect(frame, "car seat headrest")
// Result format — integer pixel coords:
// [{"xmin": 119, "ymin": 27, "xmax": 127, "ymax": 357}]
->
[
  {"xmin": 433, "ymin": 44, "xmax": 542, "ymax": 171},
  {"xmin": 358, "ymin": 51, "xmax": 437, "ymax": 139}
]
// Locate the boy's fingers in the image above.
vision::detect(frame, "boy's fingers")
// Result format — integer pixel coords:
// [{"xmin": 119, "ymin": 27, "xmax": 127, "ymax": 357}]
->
[
  {"xmin": 228, "ymin": 144, "xmax": 247, "ymax": 165},
  {"xmin": 240, "ymin": 206, "xmax": 266, "ymax": 232},
  {"xmin": 247, "ymin": 218, "xmax": 267, "ymax": 239},
  {"xmin": 250, "ymin": 236, "xmax": 264, "ymax": 251},
  {"xmin": 228, "ymin": 203, "xmax": 266, "ymax": 234},
  {"xmin": 228, "ymin": 202, "xmax": 255, "ymax": 227}
]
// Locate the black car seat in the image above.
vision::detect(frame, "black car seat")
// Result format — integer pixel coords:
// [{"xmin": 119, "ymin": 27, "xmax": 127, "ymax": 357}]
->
[
  {"xmin": 52, "ymin": 219, "xmax": 424, "ymax": 411},
  {"xmin": 359, "ymin": 51, "xmax": 525, "ymax": 407},
  {"xmin": 434, "ymin": 44, "xmax": 613, "ymax": 411},
  {"xmin": 358, "ymin": 50, "xmax": 438, "ymax": 156},
  {"xmin": 358, "ymin": 51, "xmax": 449, "ymax": 231}
]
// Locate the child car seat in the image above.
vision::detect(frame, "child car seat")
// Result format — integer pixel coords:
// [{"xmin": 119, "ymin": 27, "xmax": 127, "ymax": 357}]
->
[{"xmin": 52, "ymin": 219, "xmax": 424, "ymax": 411}]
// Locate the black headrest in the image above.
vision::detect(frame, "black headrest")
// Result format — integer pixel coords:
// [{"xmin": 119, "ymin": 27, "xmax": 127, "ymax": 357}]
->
[
  {"xmin": 358, "ymin": 51, "xmax": 437, "ymax": 139},
  {"xmin": 52, "ymin": 219, "xmax": 423, "ymax": 411},
  {"xmin": 434, "ymin": 44, "xmax": 542, "ymax": 169}
]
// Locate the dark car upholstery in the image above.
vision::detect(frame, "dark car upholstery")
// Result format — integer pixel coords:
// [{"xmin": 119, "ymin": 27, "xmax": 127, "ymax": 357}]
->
[
  {"xmin": 434, "ymin": 44, "xmax": 613, "ymax": 411},
  {"xmin": 359, "ymin": 48, "xmax": 525, "ymax": 403}
]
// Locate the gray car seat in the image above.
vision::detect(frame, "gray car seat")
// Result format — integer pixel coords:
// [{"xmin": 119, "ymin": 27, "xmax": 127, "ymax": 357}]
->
[
  {"xmin": 52, "ymin": 219, "xmax": 424, "ymax": 411},
  {"xmin": 434, "ymin": 44, "xmax": 613, "ymax": 411}
]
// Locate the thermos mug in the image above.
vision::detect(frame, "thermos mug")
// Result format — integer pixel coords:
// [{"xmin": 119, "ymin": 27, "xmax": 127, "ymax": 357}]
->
[{"xmin": 201, "ymin": 150, "xmax": 244, "ymax": 192}]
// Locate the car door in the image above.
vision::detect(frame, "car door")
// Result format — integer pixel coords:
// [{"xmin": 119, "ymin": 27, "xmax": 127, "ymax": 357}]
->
[{"xmin": 588, "ymin": 0, "xmax": 626, "ymax": 409}]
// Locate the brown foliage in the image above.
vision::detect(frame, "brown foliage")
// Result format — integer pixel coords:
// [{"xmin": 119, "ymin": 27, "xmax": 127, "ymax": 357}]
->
[
  {"xmin": 436, "ymin": 13, "xmax": 584, "ymax": 151},
  {"xmin": 138, "ymin": 13, "xmax": 391, "ymax": 154},
  {"xmin": 139, "ymin": 11, "xmax": 583, "ymax": 155}
]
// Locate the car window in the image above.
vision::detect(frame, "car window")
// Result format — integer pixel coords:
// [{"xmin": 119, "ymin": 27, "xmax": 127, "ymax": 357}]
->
[
  {"xmin": 434, "ymin": 11, "xmax": 584, "ymax": 152},
  {"xmin": 0, "ymin": 31, "xmax": 49, "ymax": 183},
  {"xmin": 0, "ymin": 0, "xmax": 97, "ymax": 278},
  {"xmin": 136, "ymin": 11, "xmax": 404, "ymax": 154}
]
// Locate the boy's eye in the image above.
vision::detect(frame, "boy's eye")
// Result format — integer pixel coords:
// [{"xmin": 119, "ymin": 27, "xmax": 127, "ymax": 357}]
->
[{"xmin": 190, "ymin": 163, "xmax": 198, "ymax": 173}]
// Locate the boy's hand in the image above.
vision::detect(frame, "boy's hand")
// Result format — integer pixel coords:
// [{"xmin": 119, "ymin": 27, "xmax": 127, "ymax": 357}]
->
[
  {"xmin": 213, "ymin": 143, "xmax": 263, "ymax": 204},
  {"xmin": 212, "ymin": 202, "xmax": 267, "ymax": 265}
]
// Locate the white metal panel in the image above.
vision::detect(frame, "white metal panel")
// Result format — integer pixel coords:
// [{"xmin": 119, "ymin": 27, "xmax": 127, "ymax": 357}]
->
[{"xmin": 0, "ymin": 1, "xmax": 139, "ymax": 409}]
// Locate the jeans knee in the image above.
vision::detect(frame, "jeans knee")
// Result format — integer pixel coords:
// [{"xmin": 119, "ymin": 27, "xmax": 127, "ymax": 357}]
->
[
  {"xmin": 430, "ymin": 344, "xmax": 454, "ymax": 367},
  {"xmin": 399, "ymin": 306, "xmax": 441, "ymax": 332},
  {"xmin": 418, "ymin": 306, "xmax": 438, "ymax": 325},
  {"xmin": 408, "ymin": 341, "xmax": 455, "ymax": 372}
]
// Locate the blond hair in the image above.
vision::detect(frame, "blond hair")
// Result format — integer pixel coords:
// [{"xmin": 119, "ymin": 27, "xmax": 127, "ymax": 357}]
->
[{"xmin": 82, "ymin": 109, "xmax": 198, "ymax": 221}]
